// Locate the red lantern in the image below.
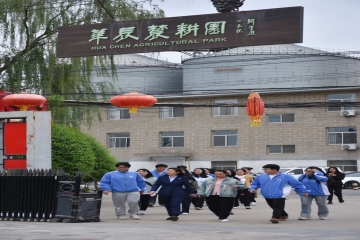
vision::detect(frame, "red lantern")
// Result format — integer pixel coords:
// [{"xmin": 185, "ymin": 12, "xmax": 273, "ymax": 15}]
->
[
  {"xmin": 110, "ymin": 92, "xmax": 157, "ymax": 113},
  {"xmin": 2, "ymin": 92, "xmax": 47, "ymax": 111},
  {"xmin": 246, "ymin": 92, "xmax": 265, "ymax": 127}
]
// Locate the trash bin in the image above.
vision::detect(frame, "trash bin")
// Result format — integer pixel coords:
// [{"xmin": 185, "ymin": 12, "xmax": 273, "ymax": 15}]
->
[{"xmin": 52, "ymin": 176, "xmax": 103, "ymax": 223}]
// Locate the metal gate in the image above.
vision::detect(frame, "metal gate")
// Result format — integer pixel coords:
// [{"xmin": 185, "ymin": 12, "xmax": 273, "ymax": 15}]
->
[{"xmin": 0, "ymin": 169, "xmax": 64, "ymax": 222}]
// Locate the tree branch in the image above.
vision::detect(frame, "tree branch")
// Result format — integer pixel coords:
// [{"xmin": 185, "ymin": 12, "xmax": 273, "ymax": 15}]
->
[
  {"xmin": 0, "ymin": 1, "xmax": 77, "ymax": 74},
  {"xmin": 23, "ymin": 7, "xmax": 30, "ymax": 50}
]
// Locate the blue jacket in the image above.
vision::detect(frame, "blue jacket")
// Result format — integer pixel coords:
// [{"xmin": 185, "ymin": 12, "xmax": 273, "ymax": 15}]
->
[
  {"xmin": 297, "ymin": 172, "xmax": 330, "ymax": 196},
  {"xmin": 249, "ymin": 172, "xmax": 309, "ymax": 198},
  {"xmin": 151, "ymin": 175, "xmax": 194, "ymax": 196},
  {"xmin": 151, "ymin": 170, "xmax": 167, "ymax": 178},
  {"xmin": 99, "ymin": 170, "xmax": 146, "ymax": 192}
]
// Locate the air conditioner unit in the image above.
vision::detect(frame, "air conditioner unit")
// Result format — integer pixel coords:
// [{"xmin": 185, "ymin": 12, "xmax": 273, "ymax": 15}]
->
[
  {"xmin": 340, "ymin": 110, "xmax": 356, "ymax": 117},
  {"xmin": 341, "ymin": 144, "xmax": 357, "ymax": 150}
]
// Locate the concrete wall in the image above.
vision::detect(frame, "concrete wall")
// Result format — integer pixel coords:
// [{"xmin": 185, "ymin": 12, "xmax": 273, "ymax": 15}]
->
[{"xmin": 0, "ymin": 111, "xmax": 51, "ymax": 170}]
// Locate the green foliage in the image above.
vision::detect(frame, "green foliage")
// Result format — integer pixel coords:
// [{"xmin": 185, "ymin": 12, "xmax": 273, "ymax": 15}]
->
[
  {"xmin": 84, "ymin": 134, "xmax": 117, "ymax": 180},
  {"xmin": 52, "ymin": 124, "xmax": 116, "ymax": 180},
  {"xmin": 52, "ymin": 124, "xmax": 96, "ymax": 175},
  {"xmin": 0, "ymin": 0, "xmax": 164, "ymax": 126}
]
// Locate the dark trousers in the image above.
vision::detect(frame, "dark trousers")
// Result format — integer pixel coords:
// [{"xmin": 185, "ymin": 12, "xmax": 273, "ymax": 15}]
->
[
  {"xmin": 327, "ymin": 185, "xmax": 343, "ymax": 202},
  {"xmin": 181, "ymin": 190, "xmax": 192, "ymax": 213},
  {"xmin": 149, "ymin": 195, "xmax": 164, "ymax": 205},
  {"xmin": 192, "ymin": 196, "xmax": 205, "ymax": 208},
  {"xmin": 206, "ymin": 195, "xmax": 235, "ymax": 220},
  {"xmin": 239, "ymin": 189, "xmax": 251, "ymax": 207},
  {"xmin": 138, "ymin": 194, "xmax": 151, "ymax": 211},
  {"xmin": 265, "ymin": 198, "xmax": 288, "ymax": 219},
  {"xmin": 161, "ymin": 195, "xmax": 183, "ymax": 216},
  {"xmin": 250, "ymin": 192, "xmax": 256, "ymax": 202}
]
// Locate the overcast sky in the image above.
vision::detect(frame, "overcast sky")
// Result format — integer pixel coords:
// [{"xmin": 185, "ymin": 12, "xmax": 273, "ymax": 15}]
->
[{"xmin": 149, "ymin": 0, "xmax": 360, "ymax": 63}]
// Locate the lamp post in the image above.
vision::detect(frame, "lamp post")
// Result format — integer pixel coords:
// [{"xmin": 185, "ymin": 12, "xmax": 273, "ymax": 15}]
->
[{"xmin": 211, "ymin": 0, "xmax": 245, "ymax": 13}]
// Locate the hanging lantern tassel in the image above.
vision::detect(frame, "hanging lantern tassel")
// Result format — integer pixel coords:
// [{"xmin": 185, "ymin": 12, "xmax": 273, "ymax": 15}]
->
[{"xmin": 246, "ymin": 92, "xmax": 265, "ymax": 127}]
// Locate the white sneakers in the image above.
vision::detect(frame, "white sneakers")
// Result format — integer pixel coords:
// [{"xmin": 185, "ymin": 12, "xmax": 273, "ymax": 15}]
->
[
  {"xmin": 139, "ymin": 210, "xmax": 146, "ymax": 215},
  {"xmin": 245, "ymin": 206, "xmax": 251, "ymax": 209},
  {"xmin": 221, "ymin": 219, "xmax": 229, "ymax": 222},
  {"xmin": 298, "ymin": 217, "xmax": 310, "ymax": 220},
  {"xmin": 181, "ymin": 212, "xmax": 189, "ymax": 215},
  {"xmin": 117, "ymin": 215, "xmax": 127, "ymax": 220},
  {"xmin": 250, "ymin": 202, "xmax": 257, "ymax": 206},
  {"xmin": 130, "ymin": 214, "xmax": 140, "ymax": 220},
  {"xmin": 319, "ymin": 216, "xmax": 328, "ymax": 220}
]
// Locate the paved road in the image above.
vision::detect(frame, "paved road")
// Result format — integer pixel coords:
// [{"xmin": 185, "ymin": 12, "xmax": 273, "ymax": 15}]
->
[{"xmin": 1, "ymin": 191, "xmax": 359, "ymax": 240}]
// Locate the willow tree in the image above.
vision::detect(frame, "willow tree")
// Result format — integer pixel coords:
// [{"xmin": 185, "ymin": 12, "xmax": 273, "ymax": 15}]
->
[{"xmin": 0, "ymin": 0, "xmax": 164, "ymax": 127}]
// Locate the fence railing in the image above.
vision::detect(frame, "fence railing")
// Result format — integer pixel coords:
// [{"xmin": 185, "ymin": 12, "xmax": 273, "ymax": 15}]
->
[{"xmin": 0, "ymin": 169, "xmax": 66, "ymax": 222}]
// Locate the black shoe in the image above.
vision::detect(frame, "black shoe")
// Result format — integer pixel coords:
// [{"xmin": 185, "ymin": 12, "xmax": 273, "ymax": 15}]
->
[
  {"xmin": 327, "ymin": 201, "xmax": 333, "ymax": 204},
  {"xmin": 166, "ymin": 217, "xmax": 172, "ymax": 220},
  {"xmin": 229, "ymin": 212, "xmax": 234, "ymax": 215},
  {"xmin": 339, "ymin": 199, "xmax": 344, "ymax": 203},
  {"xmin": 170, "ymin": 216, "xmax": 179, "ymax": 221}
]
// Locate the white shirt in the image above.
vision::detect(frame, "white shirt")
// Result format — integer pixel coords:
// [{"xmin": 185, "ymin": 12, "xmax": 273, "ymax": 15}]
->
[
  {"xmin": 235, "ymin": 175, "xmax": 246, "ymax": 184},
  {"xmin": 269, "ymin": 174, "xmax": 277, "ymax": 179},
  {"xmin": 169, "ymin": 176, "xmax": 177, "ymax": 182}
]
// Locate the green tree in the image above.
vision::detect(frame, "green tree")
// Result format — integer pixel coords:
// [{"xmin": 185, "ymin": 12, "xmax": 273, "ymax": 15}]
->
[
  {"xmin": 84, "ymin": 134, "xmax": 117, "ymax": 180},
  {"xmin": 52, "ymin": 124, "xmax": 96, "ymax": 175},
  {"xmin": 0, "ymin": 0, "xmax": 164, "ymax": 126},
  {"xmin": 52, "ymin": 124, "xmax": 117, "ymax": 179}
]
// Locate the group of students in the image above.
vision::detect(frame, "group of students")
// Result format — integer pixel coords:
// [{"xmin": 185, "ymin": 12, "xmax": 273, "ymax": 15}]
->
[{"xmin": 99, "ymin": 162, "xmax": 345, "ymax": 223}]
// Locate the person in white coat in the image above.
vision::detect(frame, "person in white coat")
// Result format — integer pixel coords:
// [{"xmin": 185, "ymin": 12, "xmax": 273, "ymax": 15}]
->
[{"xmin": 191, "ymin": 168, "xmax": 212, "ymax": 210}]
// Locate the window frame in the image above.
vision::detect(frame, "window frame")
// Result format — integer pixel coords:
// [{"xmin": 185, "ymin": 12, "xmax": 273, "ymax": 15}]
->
[
  {"xmin": 160, "ymin": 131, "xmax": 184, "ymax": 148},
  {"xmin": 108, "ymin": 106, "xmax": 130, "ymax": 120},
  {"xmin": 327, "ymin": 93, "xmax": 356, "ymax": 112},
  {"xmin": 267, "ymin": 114, "xmax": 294, "ymax": 123},
  {"xmin": 212, "ymin": 99, "xmax": 238, "ymax": 116},
  {"xmin": 160, "ymin": 106, "xmax": 184, "ymax": 118},
  {"xmin": 327, "ymin": 127, "xmax": 357, "ymax": 145},
  {"xmin": 108, "ymin": 133, "xmax": 130, "ymax": 148},
  {"xmin": 267, "ymin": 145, "xmax": 295, "ymax": 154},
  {"xmin": 211, "ymin": 161, "xmax": 237, "ymax": 171},
  {"xmin": 212, "ymin": 130, "xmax": 238, "ymax": 147}
]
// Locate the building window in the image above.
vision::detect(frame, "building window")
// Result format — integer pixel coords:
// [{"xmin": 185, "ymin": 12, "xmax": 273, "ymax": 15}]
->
[
  {"xmin": 161, "ymin": 131, "xmax": 184, "ymax": 147},
  {"xmin": 213, "ymin": 130, "xmax": 238, "ymax": 147},
  {"xmin": 108, "ymin": 133, "xmax": 130, "ymax": 148},
  {"xmin": 328, "ymin": 127, "xmax": 357, "ymax": 144},
  {"xmin": 267, "ymin": 114, "xmax": 294, "ymax": 123},
  {"xmin": 268, "ymin": 145, "xmax": 295, "ymax": 153},
  {"xmin": 108, "ymin": 106, "xmax": 130, "ymax": 120},
  {"xmin": 160, "ymin": 107, "xmax": 184, "ymax": 118},
  {"xmin": 327, "ymin": 93, "xmax": 355, "ymax": 112},
  {"xmin": 327, "ymin": 160, "xmax": 357, "ymax": 172},
  {"xmin": 212, "ymin": 161, "xmax": 237, "ymax": 171},
  {"xmin": 212, "ymin": 99, "xmax": 238, "ymax": 116}
]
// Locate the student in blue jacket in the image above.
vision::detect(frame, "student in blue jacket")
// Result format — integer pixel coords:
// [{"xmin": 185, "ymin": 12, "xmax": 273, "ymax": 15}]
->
[
  {"xmin": 99, "ymin": 162, "xmax": 146, "ymax": 220},
  {"xmin": 150, "ymin": 168, "xmax": 195, "ymax": 221},
  {"xmin": 297, "ymin": 167, "xmax": 329, "ymax": 220},
  {"xmin": 249, "ymin": 164, "xmax": 310, "ymax": 224}
]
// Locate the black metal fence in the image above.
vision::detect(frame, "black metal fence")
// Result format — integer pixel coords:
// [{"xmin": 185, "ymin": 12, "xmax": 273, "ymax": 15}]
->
[{"xmin": 0, "ymin": 169, "xmax": 65, "ymax": 222}]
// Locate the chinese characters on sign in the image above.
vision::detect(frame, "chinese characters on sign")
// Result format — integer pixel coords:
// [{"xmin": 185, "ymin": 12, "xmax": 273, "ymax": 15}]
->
[
  {"xmin": 90, "ymin": 19, "xmax": 256, "ymax": 45},
  {"xmin": 57, "ymin": 7, "xmax": 304, "ymax": 57}
]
